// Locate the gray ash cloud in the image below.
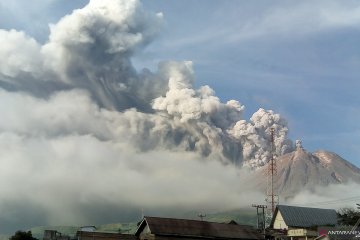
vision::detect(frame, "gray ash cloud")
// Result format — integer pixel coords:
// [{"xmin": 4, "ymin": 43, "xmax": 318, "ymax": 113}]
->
[{"xmin": 0, "ymin": 0, "xmax": 294, "ymax": 233}]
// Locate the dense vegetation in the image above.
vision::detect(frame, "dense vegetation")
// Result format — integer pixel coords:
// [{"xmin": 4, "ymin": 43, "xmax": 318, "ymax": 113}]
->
[
  {"xmin": 337, "ymin": 207, "xmax": 360, "ymax": 226},
  {"xmin": 9, "ymin": 231, "xmax": 37, "ymax": 240}
]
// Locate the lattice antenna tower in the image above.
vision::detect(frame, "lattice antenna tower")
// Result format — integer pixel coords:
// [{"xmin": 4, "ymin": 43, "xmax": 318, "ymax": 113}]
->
[{"xmin": 265, "ymin": 127, "xmax": 279, "ymax": 226}]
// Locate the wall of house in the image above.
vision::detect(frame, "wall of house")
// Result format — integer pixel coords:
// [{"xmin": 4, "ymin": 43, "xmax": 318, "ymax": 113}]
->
[
  {"xmin": 273, "ymin": 211, "xmax": 288, "ymax": 230},
  {"xmin": 154, "ymin": 237, "xmax": 204, "ymax": 240},
  {"xmin": 138, "ymin": 225, "xmax": 155, "ymax": 240},
  {"xmin": 138, "ymin": 234, "xmax": 155, "ymax": 240}
]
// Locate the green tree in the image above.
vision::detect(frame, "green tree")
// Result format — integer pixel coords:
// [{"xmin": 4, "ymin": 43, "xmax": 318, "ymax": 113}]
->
[
  {"xmin": 337, "ymin": 207, "xmax": 360, "ymax": 226},
  {"xmin": 9, "ymin": 231, "xmax": 37, "ymax": 240}
]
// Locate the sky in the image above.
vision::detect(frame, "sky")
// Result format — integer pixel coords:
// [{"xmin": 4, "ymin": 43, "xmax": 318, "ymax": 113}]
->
[
  {"xmin": 146, "ymin": 1, "xmax": 360, "ymax": 165},
  {"xmin": 142, "ymin": 0, "xmax": 360, "ymax": 165},
  {"xmin": 0, "ymin": 0, "xmax": 360, "ymax": 234}
]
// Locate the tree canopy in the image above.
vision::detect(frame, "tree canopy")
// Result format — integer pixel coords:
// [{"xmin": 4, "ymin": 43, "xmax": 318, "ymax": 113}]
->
[
  {"xmin": 337, "ymin": 207, "xmax": 360, "ymax": 226},
  {"xmin": 9, "ymin": 231, "xmax": 37, "ymax": 240}
]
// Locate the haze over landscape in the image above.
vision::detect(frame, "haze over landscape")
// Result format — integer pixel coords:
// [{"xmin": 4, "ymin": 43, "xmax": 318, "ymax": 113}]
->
[{"xmin": 0, "ymin": 0, "xmax": 360, "ymax": 234}]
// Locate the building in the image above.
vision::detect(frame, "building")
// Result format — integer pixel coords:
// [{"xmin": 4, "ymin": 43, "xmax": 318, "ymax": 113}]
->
[
  {"xmin": 79, "ymin": 226, "xmax": 97, "ymax": 232},
  {"xmin": 135, "ymin": 216, "xmax": 263, "ymax": 240},
  {"xmin": 270, "ymin": 205, "xmax": 337, "ymax": 240},
  {"xmin": 43, "ymin": 230, "xmax": 71, "ymax": 240},
  {"xmin": 76, "ymin": 231, "xmax": 137, "ymax": 240}
]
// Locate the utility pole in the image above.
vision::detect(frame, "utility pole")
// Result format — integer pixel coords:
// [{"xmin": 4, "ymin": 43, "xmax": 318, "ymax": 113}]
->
[
  {"xmin": 252, "ymin": 204, "xmax": 267, "ymax": 231},
  {"xmin": 198, "ymin": 213, "xmax": 206, "ymax": 221}
]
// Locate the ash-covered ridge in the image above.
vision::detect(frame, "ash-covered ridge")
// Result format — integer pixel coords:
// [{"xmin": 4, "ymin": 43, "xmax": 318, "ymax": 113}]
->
[{"xmin": 251, "ymin": 143, "xmax": 360, "ymax": 197}]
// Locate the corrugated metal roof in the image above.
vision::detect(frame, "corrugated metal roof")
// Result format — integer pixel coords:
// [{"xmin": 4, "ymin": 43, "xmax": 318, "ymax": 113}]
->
[
  {"xmin": 76, "ymin": 231, "xmax": 137, "ymax": 240},
  {"xmin": 272, "ymin": 205, "xmax": 337, "ymax": 228},
  {"xmin": 135, "ymin": 216, "xmax": 262, "ymax": 240}
]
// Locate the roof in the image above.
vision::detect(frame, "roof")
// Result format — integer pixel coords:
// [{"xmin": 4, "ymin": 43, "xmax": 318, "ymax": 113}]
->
[
  {"xmin": 79, "ymin": 226, "xmax": 97, "ymax": 231},
  {"xmin": 271, "ymin": 205, "xmax": 337, "ymax": 228},
  {"xmin": 76, "ymin": 231, "xmax": 137, "ymax": 240},
  {"xmin": 135, "ymin": 216, "xmax": 262, "ymax": 240}
]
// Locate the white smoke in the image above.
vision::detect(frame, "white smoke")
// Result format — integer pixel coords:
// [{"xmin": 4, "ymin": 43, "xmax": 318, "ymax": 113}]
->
[
  {"xmin": 228, "ymin": 108, "xmax": 293, "ymax": 168},
  {"xmin": 285, "ymin": 181, "xmax": 360, "ymax": 210},
  {"xmin": 0, "ymin": 0, "xmax": 294, "ymax": 233},
  {"xmin": 0, "ymin": 29, "xmax": 42, "ymax": 78}
]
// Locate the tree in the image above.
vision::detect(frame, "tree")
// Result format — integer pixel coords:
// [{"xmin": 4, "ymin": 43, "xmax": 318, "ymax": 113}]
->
[
  {"xmin": 337, "ymin": 207, "xmax": 360, "ymax": 226},
  {"xmin": 9, "ymin": 231, "xmax": 37, "ymax": 240}
]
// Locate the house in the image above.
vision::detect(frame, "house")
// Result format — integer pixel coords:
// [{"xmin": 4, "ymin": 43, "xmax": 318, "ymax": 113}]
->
[
  {"xmin": 79, "ymin": 226, "xmax": 97, "ymax": 232},
  {"xmin": 76, "ymin": 231, "xmax": 137, "ymax": 240},
  {"xmin": 135, "ymin": 216, "xmax": 263, "ymax": 240},
  {"xmin": 43, "ymin": 230, "xmax": 70, "ymax": 240},
  {"xmin": 270, "ymin": 205, "xmax": 337, "ymax": 240}
]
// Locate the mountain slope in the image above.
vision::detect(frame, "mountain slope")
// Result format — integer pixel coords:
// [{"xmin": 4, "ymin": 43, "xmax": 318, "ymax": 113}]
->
[{"xmin": 252, "ymin": 147, "xmax": 360, "ymax": 197}]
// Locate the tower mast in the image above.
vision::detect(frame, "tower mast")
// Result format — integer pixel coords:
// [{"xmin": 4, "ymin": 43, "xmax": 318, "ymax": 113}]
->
[{"xmin": 265, "ymin": 128, "xmax": 278, "ymax": 225}]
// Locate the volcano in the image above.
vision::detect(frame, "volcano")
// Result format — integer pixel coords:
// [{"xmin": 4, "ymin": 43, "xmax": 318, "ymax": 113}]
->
[{"xmin": 251, "ymin": 144, "xmax": 360, "ymax": 197}]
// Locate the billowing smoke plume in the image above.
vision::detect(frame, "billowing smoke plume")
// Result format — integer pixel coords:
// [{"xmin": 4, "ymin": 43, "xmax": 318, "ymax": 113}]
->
[
  {"xmin": 0, "ymin": 0, "xmax": 293, "ymax": 164},
  {"xmin": 228, "ymin": 109, "xmax": 293, "ymax": 168},
  {"xmin": 0, "ymin": 0, "xmax": 294, "ymax": 233}
]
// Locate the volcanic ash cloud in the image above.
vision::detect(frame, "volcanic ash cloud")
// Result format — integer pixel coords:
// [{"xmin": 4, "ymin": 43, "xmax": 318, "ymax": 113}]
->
[
  {"xmin": 0, "ymin": 0, "xmax": 293, "ymax": 165},
  {"xmin": 0, "ymin": 0, "xmax": 294, "ymax": 232}
]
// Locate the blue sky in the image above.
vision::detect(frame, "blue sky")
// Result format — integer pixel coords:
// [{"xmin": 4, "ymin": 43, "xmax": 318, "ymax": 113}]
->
[{"xmin": 1, "ymin": 0, "xmax": 360, "ymax": 166}]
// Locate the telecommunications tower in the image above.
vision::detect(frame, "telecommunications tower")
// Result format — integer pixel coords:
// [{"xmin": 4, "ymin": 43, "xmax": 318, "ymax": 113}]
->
[{"xmin": 265, "ymin": 128, "xmax": 279, "ymax": 226}]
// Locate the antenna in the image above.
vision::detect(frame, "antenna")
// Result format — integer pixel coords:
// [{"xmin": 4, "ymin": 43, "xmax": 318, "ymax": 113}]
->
[{"xmin": 265, "ymin": 128, "xmax": 279, "ymax": 226}]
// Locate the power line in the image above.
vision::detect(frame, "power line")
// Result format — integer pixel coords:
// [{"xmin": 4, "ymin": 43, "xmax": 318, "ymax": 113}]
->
[
  {"xmin": 290, "ymin": 195, "xmax": 360, "ymax": 207},
  {"xmin": 310, "ymin": 196, "xmax": 360, "ymax": 205}
]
